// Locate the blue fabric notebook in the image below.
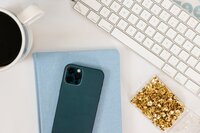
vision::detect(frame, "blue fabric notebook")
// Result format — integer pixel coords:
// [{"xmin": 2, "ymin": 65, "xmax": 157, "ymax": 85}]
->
[{"xmin": 33, "ymin": 49, "xmax": 122, "ymax": 133}]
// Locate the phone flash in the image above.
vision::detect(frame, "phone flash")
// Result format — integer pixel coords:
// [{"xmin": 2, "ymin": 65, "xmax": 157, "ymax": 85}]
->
[{"xmin": 77, "ymin": 69, "xmax": 81, "ymax": 73}]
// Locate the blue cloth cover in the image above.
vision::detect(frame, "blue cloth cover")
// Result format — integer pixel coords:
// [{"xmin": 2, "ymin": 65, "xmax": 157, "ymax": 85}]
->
[{"xmin": 33, "ymin": 49, "xmax": 122, "ymax": 133}]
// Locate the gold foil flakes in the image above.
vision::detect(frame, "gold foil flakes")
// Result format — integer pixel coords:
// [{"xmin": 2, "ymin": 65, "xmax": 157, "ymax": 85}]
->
[{"xmin": 131, "ymin": 76, "xmax": 185, "ymax": 131}]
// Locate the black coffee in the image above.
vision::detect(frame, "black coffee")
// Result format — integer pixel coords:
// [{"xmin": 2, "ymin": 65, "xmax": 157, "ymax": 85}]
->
[{"xmin": 0, "ymin": 11, "xmax": 22, "ymax": 67}]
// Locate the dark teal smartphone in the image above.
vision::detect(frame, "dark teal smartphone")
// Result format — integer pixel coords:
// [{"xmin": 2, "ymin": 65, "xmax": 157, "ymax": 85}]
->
[{"xmin": 52, "ymin": 64, "xmax": 104, "ymax": 133}]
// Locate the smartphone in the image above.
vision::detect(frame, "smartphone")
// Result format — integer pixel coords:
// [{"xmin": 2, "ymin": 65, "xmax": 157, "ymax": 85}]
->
[{"xmin": 52, "ymin": 64, "xmax": 104, "ymax": 133}]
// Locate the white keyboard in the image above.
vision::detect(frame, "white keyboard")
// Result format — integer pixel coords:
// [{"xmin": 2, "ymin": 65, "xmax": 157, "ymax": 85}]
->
[{"xmin": 72, "ymin": 0, "xmax": 200, "ymax": 97}]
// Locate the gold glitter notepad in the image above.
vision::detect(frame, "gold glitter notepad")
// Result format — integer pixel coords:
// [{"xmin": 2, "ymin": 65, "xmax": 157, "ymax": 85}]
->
[{"xmin": 131, "ymin": 76, "xmax": 185, "ymax": 131}]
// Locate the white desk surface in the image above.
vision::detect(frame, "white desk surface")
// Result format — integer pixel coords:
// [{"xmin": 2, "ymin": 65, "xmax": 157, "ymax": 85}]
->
[{"xmin": 0, "ymin": 0, "xmax": 200, "ymax": 133}]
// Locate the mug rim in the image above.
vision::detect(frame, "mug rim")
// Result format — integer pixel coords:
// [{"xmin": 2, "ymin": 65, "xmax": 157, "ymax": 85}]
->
[{"xmin": 0, "ymin": 8, "xmax": 26, "ymax": 71}]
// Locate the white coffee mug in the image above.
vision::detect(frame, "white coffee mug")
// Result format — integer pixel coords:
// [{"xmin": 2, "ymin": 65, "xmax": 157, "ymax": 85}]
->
[{"xmin": 0, "ymin": 4, "xmax": 44, "ymax": 71}]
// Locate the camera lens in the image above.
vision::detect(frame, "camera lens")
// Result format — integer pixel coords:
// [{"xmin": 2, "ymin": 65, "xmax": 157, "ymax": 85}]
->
[
  {"xmin": 67, "ymin": 67, "xmax": 75, "ymax": 74},
  {"xmin": 66, "ymin": 76, "xmax": 74, "ymax": 83}
]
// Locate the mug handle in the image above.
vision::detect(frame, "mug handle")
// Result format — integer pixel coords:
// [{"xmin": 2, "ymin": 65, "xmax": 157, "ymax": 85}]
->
[{"xmin": 17, "ymin": 4, "xmax": 44, "ymax": 25}]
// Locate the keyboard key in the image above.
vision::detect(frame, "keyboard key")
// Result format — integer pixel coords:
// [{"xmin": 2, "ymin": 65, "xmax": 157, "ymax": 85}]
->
[
  {"xmin": 160, "ymin": 50, "xmax": 171, "ymax": 61},
  {"xmin": 153, "ymin": 32, "xmax": 164, "ymax": 43},
  {"xmin": 175, "ymin": 73, "xmax": 187, "ymax": 85},
  {"xmin": 145, "ymin": 26, "xmax": 156, "ymax": 37},
  {"xmin": 185, "ymin": 80, "xmax": 200, "ymax": 94},
  {"xmin": 178, "ymin": 11, "xmax": 189, "ymax": 22},
  {"xmin": 185, "ymin": 68, "xmax": 200, "ymax": 85},
  {"xmin": 149, "ymin": 16, "xmax": 160, "ymax": 27},
  {"xmin": 168, "ymin": 17, "xmax": 179, "ymax": 28},
  {"xmin": 196, "ymin": 63, "xmax": 200, "ymax": 72},
  {"xmin": 187, "ymin": 17, "xmax": 198, "ymax": 28},
  {"xmin": 152, "ymin": 44, "xmax": 162, "ymax": 54},
  {"xmin": 191, "ymin": 47, "xmax": 200, "ymax": 58},
  {"xmin": 154, "ymin": 0, "xmax": 162, "ymax": 3},
  {"xmin": 117, "ymin": 19, "xmax": 128, "ymax": 30},
  {"xmin": 136, "ymin": 0, "xmax": 142, "ymax": 3},
  {"xmin": 170, "ymin": 45, "xmax": 181, "ymax": 55},
  {"xmin": 126, "ymin": 26, "xmax": 136, "ymax": 36},
  {"xmin": 81, "ymin": 0, "xmax": 102, "ymax": 11},
  {"xmin": 100, "ymin": 7, "xmax": 111, "ymax": 18},
  {"xmin": 177, "ymin": 62, "xmax": 188, "ymax": 73},
  {"xmin": 193, "ymin": 35, "xmax": 200, "ymax": 47},
  {"xmin": 101, "ymin": 0, "xmax": 112, "ymax": 6},
  {"xmin": 110, "ymin": 1, "xmax": 121, "ymax": 12},
  {"xmin": 162, "ymin": 38, "xmax": 173, "ymax": 49},
  {"xmin": 183, "ymin": 41, "xmax": 194, "ymax": 52},
  {"xmin": 166, "ymin": 28, "xmax": 177, "ymax": 39},
  {"xmin": 162, "ymin": 64, "xmax": 177, "ymax": 77},
  {"xmin": 169, "ymin": 56, "xmax": 179, "ymax": 66},
  {"xmin": 136, "ymin": 20, "xmax": 147, "ymax": 31},
  {"xmin": 143, "ymin": 37, "xmax": 154, "ymax": 48},
  {"xmin": 74, "ymin": 2, "xmax": 89, "ymax": 15},
  {"xmin": 98, "ymin": 19, "xmax": 113, "ymax": 32},
  {"xmin": 142, "ymin": 0, "xmax": 153, "ymax": 9},
  {"xmin": 179, "ymin": 51, "xmax": 189, "ymax": 61},
  {"xmin": 185, "ymin": 29, "xmax": 196, "ymax": 40},
  {"xmin": 158, "ymin": 22, "xmax": 168, "ymax": 33},
  {"xmin": 134, "ymin": 32, "xmax": 145, "ymax": 42},
  {"xmin": 87, "ymin": 11, "xmax": 100, "ymax": 23},
  {"xmin": 111, "ymin": 28, "xmax": 165, "ymax": 68},
  {"xmin": 109, "ymin": 13, "xmax": 119, "ymax": 24},
  {"xmin": 141, "ymin": 10, "xmax": 151, "ymax": 21},
  {"xmin": 195, "ymin": 24, "xmax": 200, "ymax": 34},
  {"xmin": 119, "ymin": 8, "xmax": 130, "ymax": 18},
  {"xmin": 151, "ymin": 4, "xmax": 162, "ymax": 15},
  {"xmin": 174, "ymin": 34, "xmax": 185, "ymax": 46},
  {"xmin": 123, "ymin": 0, "xmax": 134, "ymax": 8},
  {"xmin": 176, "ymin": 23, "xmax": 187, "ymax": 34},
  {"xmin": 159, "ymin": 10, "xmax": 170, "ymax": 21},
  {"xmin": 132, "ymin": 4, "xmax": 143, "ymax": 14},
  {"xmin": 170, "ymin": 5, "xmax": 181, "ymax": 16},
  {"xmin": 161, "ymin": 0, "xmax": 173, "ymax": 10},
  {"xmin": 187, "ymin": 56, "xmax": 198, "ymax": 67},
  {"xmin": 128, "ymin": 14, "xmax": 138, "ymax": 25}
]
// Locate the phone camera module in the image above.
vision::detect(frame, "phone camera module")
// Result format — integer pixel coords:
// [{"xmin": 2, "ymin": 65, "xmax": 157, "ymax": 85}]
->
[{"xmin": 66, "ymin": 66, "xmax": 82, "ymax": 85}]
